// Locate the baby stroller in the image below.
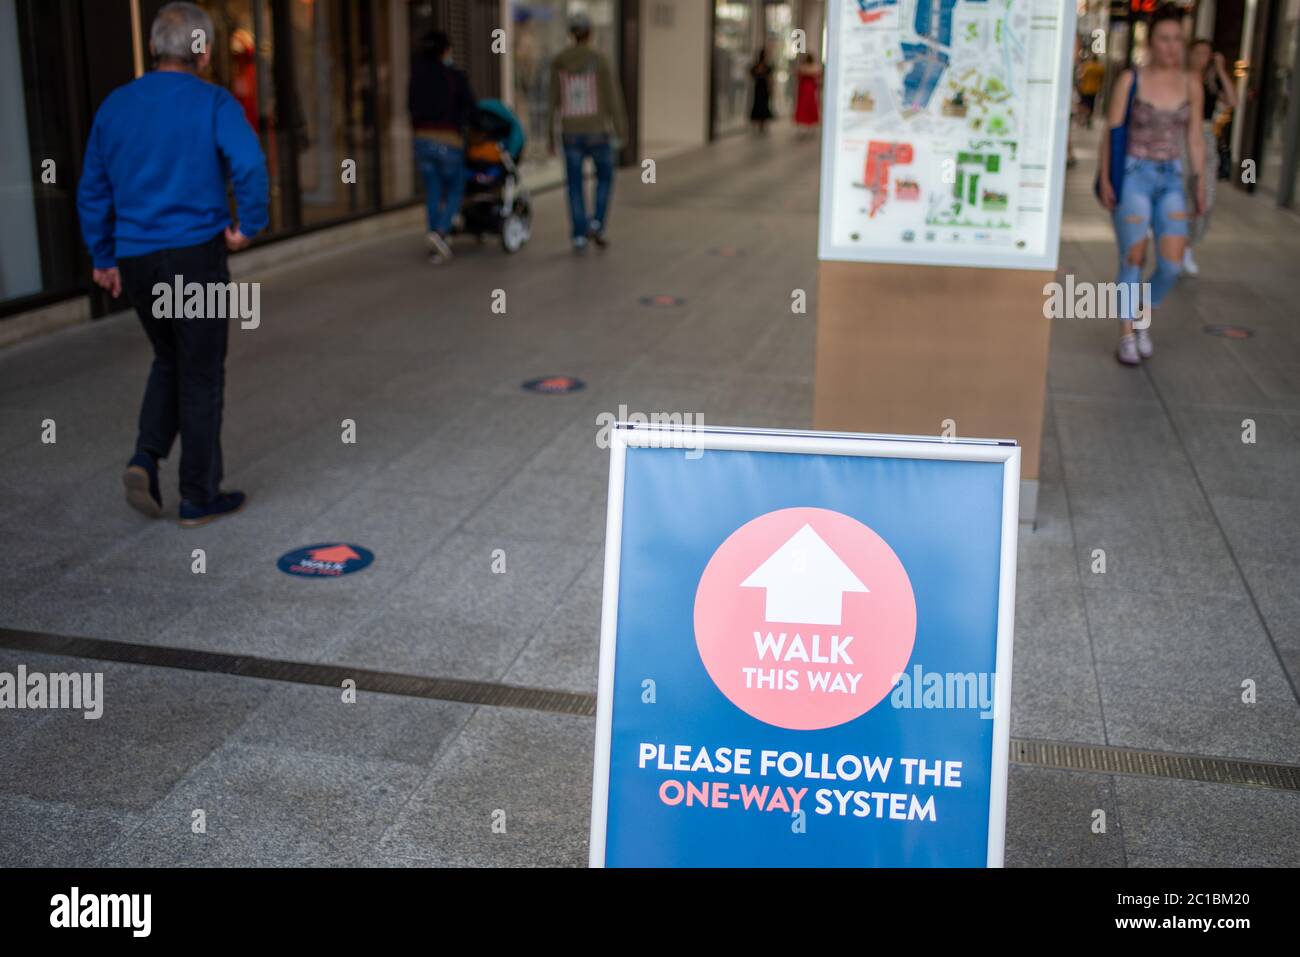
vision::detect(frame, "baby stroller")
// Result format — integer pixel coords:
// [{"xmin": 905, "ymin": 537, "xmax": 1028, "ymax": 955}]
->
[{"xmin": 460, "ymin": 99, "xmax": 532, "ymax": 253}]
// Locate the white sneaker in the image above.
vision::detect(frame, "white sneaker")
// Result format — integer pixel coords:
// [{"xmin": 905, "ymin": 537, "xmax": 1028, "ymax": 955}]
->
[
  {"xmin": 1135, "ymin": 328, "xmax": 1153, "ymax": 359},
  {"xmin": 1182, "ymin": 248, "xmax": 1199, "ymax": 276},
  {"xmin": 1117, "ymin": 333, "xmax": 1141, "ymax": 366},
  {"xmin": 427, "ymin": 231, "xmax": 452, "ymax": 262}
]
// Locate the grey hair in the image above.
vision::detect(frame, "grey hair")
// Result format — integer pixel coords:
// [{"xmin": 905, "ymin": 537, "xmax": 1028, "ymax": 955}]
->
[{"xmin": 150, "ymin": 2, "xmax": 214, "ymax": 65}]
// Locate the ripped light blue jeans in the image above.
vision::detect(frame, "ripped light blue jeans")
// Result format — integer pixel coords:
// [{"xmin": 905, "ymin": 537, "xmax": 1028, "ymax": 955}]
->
[{"xmin": 1113, "ymin": 154, "xmax": 1188, "ymax": 323}]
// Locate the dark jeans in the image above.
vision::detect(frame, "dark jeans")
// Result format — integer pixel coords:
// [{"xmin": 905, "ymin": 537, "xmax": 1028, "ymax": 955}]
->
[
  {"xmin": 562, "ymin": 133, "xmax": 615, "ymax": 240},
  {"xmin": 414, "ymin": 138, "xmax": 466, "ymax": 235},
  {"xmin": 118, "ymin": 234, "xmax": 230, "ymax": 506}
]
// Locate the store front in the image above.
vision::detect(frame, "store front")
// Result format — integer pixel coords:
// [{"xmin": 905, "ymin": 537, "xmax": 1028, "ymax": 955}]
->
[
  {"xmin": 0, "ymin": 0, "xmax": 664, "ymax": 321},
  {"xmin": 712, "ymin": 0, "xmax": 757, "ymax": 137},
  {"xmin": 2, "ymin": 0, "xmax": 108, "ymax": 316},
  {"xmin": 1255, "ymin": 0, "xmax": 1300, "ymax": 205},
  {"xmin": 710, "ymin": 0, "xmax": 802, "ymax": 139},
  {"xmin": 136, "ymin": 0, "xmax": 435, "ymax": 233},
  {"xmin": 763, "ymin": 0, "xmax": 794, "ymax": 120},
  {"xmin": 1, "ymin": 0, "xmax": 47, "ymax": 306},
  {"xmin": 0, "ymin": 0, "xmax": 510, "ymax": 321},
  {"xmin": 1089, "ymin": 0, "xmax": 1300, "ymax": 209}
]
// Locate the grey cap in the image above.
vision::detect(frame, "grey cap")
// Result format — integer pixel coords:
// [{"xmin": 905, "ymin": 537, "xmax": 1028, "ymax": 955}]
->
[{"xmin": 568, "ymin": 11, "xmax": 592, "ymax": 35}]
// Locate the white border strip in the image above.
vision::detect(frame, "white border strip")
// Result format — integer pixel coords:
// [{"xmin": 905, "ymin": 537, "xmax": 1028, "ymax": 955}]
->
[
  {"xmin": 988, "ymin": 444, "xmax": 1020, "ymax": 866},
  {"xmin": 587, "ymin": 425, "xmax": 628, "ymax": 868},
  {"xmin": 588, "ymin": 425, "xmax": 1020, "ymax": 867}
]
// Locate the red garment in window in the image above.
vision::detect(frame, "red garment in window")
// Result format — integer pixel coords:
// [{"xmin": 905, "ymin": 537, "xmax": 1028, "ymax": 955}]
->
[{"xmin": 232, "ymin": 45, "xmax": 258, "ymax": 131}]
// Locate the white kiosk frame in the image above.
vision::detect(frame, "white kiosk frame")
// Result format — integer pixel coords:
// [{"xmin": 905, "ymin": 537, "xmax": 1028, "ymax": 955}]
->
[
  {"xmin": 589, "ymin": 423, "xmax": 1021, "ymax": 867},
  {"xmin": 816, "ymin": 0, "xmax": 1077, "ymax": 270}
]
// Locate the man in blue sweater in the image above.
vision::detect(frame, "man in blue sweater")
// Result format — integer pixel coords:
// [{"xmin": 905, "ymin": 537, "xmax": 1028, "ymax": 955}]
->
[{"xmin": 77, "ymin": 1, "xmax": 268, "ymax": 526}]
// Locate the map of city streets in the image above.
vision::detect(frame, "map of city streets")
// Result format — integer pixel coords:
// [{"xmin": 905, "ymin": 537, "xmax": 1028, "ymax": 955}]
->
[{"xmin": 820, "ymin": 0, "xmax": 1069, "ymax": 269}]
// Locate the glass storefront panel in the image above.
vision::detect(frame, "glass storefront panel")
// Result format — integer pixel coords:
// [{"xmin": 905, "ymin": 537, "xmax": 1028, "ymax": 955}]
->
[
  {"xmin": 291, "ymin": 0, "xmax": 378, "ymax": 225},
  {"xmin": 510, "ymin": 0, "xmax": 618, "ymax": 183},
  {"xmin": 764, "ymin": 1, "xmax": 793, "ymax": 121},
  {"xmin": 195, "ymin": 0, "xmax": 289, "ymax": 233},
  {"xmin": 0, "ymin": 0, "xmax": 42, "ymax": 303},
  {"xmin": 2, "ymin": 0, "xmax": 90, "ymax": 313},
  {"xmin": 1259, "ymin": 0, "xmax": 1300, "ymax": 200},
  {"xmin": 1, "ymin": 0, "xmax": 424, "ymax": 319},
  {"xmin": 375, "ymin": 0, "xmax": 415, "ymax": 206},
  {"xmin": 713, "ymin": 0, "xmax": 755, "ymax": 136}
]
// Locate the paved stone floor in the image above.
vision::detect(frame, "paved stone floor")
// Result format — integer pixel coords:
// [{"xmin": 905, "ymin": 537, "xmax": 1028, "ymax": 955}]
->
[{"xmin": 1, "ymin": 125, "xmax": 1297, "ymax": 866}]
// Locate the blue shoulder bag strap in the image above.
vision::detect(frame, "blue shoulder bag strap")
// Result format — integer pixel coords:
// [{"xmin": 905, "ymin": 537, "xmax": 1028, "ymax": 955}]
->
[{"xmin": 1096, "ymin": 69, "xmax": 1136, "ymax": 200}]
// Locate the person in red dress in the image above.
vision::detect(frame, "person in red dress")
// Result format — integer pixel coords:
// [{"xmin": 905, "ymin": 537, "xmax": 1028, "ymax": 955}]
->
[{"xmin": 793, "ymin": 53, "xmax": 821, "ymax": 138}]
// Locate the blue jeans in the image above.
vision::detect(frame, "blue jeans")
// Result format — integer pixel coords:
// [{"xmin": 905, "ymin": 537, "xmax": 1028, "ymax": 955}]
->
[
  {"xmin": 1112, "ymin": 155, "xmax": 1188, "ymax": 322},
  {"xmin": 563, "ymin": 133, "xmax": 615, "ymax": 239},
  {"xmin": 415, "ymin": 139, "xmax": 465, "ymax": 235}
]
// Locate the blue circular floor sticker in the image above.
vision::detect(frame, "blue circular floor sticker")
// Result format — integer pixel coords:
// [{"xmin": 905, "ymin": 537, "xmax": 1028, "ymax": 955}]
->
[
  {"xmin": 277, "ymin": 543, "xmax": 374, "ymax": 578},
  {"xmin": 522, "ymin": 376, "xmax": 585, "ymax": 394}
]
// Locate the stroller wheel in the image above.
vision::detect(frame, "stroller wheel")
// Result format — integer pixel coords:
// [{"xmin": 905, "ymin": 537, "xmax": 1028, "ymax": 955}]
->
[{"xmin": 501, "ymin": 213, "xmax": 527, "ymax": 254}]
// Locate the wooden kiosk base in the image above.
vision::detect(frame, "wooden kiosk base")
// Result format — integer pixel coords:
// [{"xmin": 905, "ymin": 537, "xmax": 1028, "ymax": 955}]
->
[{"xmin": 813, "ymin": 261, "xmax": 1053, "ymax": 522}]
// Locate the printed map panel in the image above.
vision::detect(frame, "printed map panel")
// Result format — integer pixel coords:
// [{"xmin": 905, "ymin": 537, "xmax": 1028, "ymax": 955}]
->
[{"xmin": 820, "ymin": 0, "xmax": 1071, "ymax": 269}]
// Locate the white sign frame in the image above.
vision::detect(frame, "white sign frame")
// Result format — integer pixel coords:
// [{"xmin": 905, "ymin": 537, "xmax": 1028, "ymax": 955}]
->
[
  {"xmin": 816, "ymin": 0, "xmax": 1077, "ymax": 271},
  {"xmin": 588, "ymin": 423, "xmax": 1021, "ymax": 867}
]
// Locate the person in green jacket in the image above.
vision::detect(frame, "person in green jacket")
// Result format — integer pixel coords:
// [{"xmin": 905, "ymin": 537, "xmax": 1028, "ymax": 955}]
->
[{"xmin": 547, "ymin": 12, "xmax": 627, "ymax": 250}]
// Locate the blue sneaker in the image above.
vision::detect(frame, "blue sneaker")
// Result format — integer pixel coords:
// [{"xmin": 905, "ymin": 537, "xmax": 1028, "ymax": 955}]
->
[
  {"xmin": 178, "ymin": 491, "xmax": 246, "ymax": 527},
  {"xmin": 123, "ymin": 452, "xmax": 162, "ymax": 517}
]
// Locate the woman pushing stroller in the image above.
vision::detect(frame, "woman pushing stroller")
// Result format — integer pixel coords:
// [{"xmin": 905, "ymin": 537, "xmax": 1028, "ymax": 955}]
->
[
  {"xmin": 409, "ymin": 30, "xmax": 475, "ymax": 265},
  {"xmin": 409, "ymin": 31, "xmax": 531, "ymax": 263}
]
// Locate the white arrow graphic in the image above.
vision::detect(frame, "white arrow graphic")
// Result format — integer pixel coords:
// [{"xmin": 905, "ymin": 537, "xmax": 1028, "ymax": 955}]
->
[{"xmin": 740, "ymin": 523, "xmax": 869, "ymax": 626}]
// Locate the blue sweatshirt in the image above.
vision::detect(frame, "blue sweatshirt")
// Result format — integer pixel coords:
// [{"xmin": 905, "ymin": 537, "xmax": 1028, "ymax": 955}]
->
[{"xmin": 77, "ymin": 71, "xmax": 269, "ymax": 268}]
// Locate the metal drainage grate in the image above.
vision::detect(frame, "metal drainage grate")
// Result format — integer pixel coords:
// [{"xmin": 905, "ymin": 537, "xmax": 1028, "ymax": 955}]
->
[
  {"xmin": 4, "ymin": 627, "xmax": 1299, "ymax": 789},
  {"xmin": 0, "ymin": 628, "xmax": 597, "ymax": 718},
  {"xmin": 1010, "ymin": 737, "xmax": 1300, "ymax": 792}
]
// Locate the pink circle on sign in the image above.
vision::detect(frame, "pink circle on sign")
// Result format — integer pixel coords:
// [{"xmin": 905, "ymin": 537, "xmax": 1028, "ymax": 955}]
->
[{"xmin": 694, "ymin": 507, "xmax": 916, "ymax": 730}]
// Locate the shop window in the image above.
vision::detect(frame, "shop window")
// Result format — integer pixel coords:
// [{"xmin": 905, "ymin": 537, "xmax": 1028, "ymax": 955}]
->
[
  {"xmin": 375, "ymin": 0, "xmax": 416, "ymax": 206},
  {"xmin": 0, "ymin": 0, "xmax": 43, "ymax": 303},
  {"xmin": 1258, "ymin": 0, "xmax": 1300, "ymax": 201},
  {"xmin": 291, "ymin": 0, "xmax": 379, "ymax": 225},
  {"xmin": 714, "ymin": 0, "xmax": 755, "ymax": 136},
  {"xmin": 196, "ymin": 0, "xmax": 289, "ymax": 234},
  {"xmin": 764, "ymin": 1, "xmax": 793, "ymax": 120},
  {"xmin": 1, "ymin": 0, "xmax": 89, "ymax": 313}
]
